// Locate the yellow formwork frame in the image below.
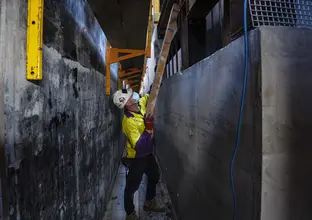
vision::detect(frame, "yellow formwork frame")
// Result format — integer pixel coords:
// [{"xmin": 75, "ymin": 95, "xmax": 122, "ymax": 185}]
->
[
  {"xmin": 26, "ymin": 0, "xmax": 44, "ymax": 80},
  {"xmin": 153, "ymin": 0, "xmax": 160, "ymax": 23},
  {"xmin": 139, "ymin": 0, "xmax": 153, "ymax": 92},
  {"xmin": 145, "ymin": 0, "xmax": 153, "ymax": 59}
]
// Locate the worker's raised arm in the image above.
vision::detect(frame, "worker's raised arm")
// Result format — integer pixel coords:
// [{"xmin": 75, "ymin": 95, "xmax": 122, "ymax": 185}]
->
[
  {"xmin": 140, "ymin": 83, "xmax": 153, "ymax": 108},
  {"xmin": 123, "ymin": 118, "xmax": 154, "ymax": 157},
  {"xmin": 140, "ymin": 93, "xmax": 150, "ymax": 108}
]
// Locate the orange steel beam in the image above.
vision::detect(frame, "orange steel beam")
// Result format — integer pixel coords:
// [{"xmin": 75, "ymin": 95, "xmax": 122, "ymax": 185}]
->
[
  {"xmin": 107, "ymin": 48, "xmax": 147, "ymax": 64},
  {"xmin": 121, "ymin": 73, "xmax": 142, "ymax": 80},
  {"xmin": 105, "ymin": 43, "xmax": 149, "ymax": 95},
  {"xmin": 118, "ymin": 68, "xmax": 142, "ymax": 78},
  {"xmin": 128, "ymin": 79, "xmax": 141, "ymax": 84},
  {"xmin": 125, "ymin": 79, "xmax": 140, "ymax": 85},
  {"xmin": 146, "ymin": 4, "xmax": 180, "ymax": 116}
]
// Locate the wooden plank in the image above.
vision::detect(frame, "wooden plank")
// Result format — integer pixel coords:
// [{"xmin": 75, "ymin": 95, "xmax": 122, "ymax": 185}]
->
[{"xmin": 146, "ymin": 4, "xmax": 180, "ymax": 116}]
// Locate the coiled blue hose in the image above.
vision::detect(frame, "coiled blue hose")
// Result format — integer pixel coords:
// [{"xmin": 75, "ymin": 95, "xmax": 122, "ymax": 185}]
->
[{"xmin": 230, "ymin": 0, "xmax": 249, "ymax": 219}]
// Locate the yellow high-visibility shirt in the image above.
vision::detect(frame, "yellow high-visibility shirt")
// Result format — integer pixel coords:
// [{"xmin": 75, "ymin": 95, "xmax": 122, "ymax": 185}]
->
[{"xmin": 122, "ymin": 94, "xmax": 154, "ymax": 158}]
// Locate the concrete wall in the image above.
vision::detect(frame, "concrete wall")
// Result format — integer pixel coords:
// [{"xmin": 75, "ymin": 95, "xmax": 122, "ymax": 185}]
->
[
  {"xmin": 156, "ymin": 26, "xmax": 312, "ymax": 220},
  {"xmin": 260, "ymin": 27, "xmax": 312, "ymax": 220},
  {"xmin": 0, "ymin": 0, "xmax": 123, "ymax": 219},
  {"xmin": 155, "ymin": 29, "xmax": 262, "ymax": 220}
]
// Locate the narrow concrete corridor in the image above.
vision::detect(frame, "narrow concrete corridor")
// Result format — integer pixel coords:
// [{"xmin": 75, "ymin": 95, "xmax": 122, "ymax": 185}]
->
[{"xmin": 1, "ymin": 0, "xmax": 312, "ymax": 220}]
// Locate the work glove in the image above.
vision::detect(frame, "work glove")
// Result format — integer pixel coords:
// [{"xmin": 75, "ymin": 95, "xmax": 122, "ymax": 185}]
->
[{"xmin": 144, "ymin": 114, "xmax": 154, "ymax": 136}]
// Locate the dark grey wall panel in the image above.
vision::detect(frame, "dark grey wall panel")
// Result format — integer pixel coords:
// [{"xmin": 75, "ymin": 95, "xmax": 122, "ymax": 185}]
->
[
  {"xmin": 155, "ymin": 29, "xmax": 262, "ymax": 220},
  {"xmin": 1, "ymin": 0, "xmax": 123, "ymax": 219},
  {"xmin": 260, "ymin": 27, "xmax": 312, "ymax": 220}
]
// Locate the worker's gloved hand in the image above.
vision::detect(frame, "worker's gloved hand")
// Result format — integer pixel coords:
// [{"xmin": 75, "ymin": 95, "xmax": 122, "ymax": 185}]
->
[{"xmin": 144, "ymin": 114, "xmax": 154, "ymax": 136}]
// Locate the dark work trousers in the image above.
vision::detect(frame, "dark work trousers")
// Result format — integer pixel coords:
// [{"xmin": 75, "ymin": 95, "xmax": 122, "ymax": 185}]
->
[{"xmin": 124, "ymin": 154, "xmax": 160, "ymax": 215}]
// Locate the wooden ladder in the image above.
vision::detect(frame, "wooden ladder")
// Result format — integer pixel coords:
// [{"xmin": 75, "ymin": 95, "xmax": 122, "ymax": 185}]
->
[{"xmin": 146, "ymin": 3, "xmax": 180, "ymax": 116}]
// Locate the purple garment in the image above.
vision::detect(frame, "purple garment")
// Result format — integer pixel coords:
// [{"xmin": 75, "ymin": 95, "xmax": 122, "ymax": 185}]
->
[
  {"xmin": 135, "ymin": 131, "xmax": 155, "ymax": 158},
  {"xmin": 124, "ymin": 110, "xmax": 134, "ymax": 118}
]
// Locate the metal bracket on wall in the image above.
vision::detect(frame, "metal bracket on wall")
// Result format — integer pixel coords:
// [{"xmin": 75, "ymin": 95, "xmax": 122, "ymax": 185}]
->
[
  {"xmin": 26, "ymin": 0, "xmax": 44, "ymax": 80},
  {"xmin": 118, "ymin": 68, "xmax": 143, "ymax": 90},
  {"xmin": 124, "ymin": 79, "xmax": 141, "ymax": 88},
  {"xmin": 122, "ymin": 73, "xmax": 142, "ymax": 81},
  {"xmin": 132, "ymin": 84, "xmax": 139, "ymax": 88},
  {"xmin": 105, "ymin": 43, "xmax": 148, "ymax": 95},
  {"xmin": 127, "ymin": 79, "xmax": 141, "ymax": 85},
  {"xmin": 118, "ymin": 68, "xmax": 142, "ymax": 79}
]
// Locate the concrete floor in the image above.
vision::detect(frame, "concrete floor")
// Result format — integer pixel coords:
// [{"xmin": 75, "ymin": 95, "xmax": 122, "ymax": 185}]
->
[{"xmin": 103, "ymin": 164, "xmax": 175, "ymax": 220}]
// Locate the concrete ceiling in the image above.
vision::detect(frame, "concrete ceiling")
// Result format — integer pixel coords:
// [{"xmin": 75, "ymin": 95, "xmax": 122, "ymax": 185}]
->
[{"xmin": 88, "ymin": 0, "xmax": 150, "ymax": 72}]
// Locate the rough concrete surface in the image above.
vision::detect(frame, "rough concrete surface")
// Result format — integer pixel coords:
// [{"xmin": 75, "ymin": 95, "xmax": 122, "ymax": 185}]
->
[
  {"xmin": 155, "ymin": 29, "xmax": 262, "ymax": 220},
  {"xmin": 155, "ymin": 26, "xmax": 312, "ymax": 220},
  {"xmin": 260, "ymin": 27, "xmax": 312, "ymax": 220},
  {"xmin": 1, "ymin": 0, "xmax": 122, "ymax": 219}
]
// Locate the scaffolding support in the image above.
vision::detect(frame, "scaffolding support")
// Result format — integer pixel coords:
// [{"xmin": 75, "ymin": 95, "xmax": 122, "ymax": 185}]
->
[
  {"xmin": 26, "ymin": 0, "xmax": 44, "ymax": 80},
  {"xmin": 118, "ymin": 68, "xmax": 142, "ymax": 79},
  {"xmin": 121, "ymin": 73, "xmax": 142, "ymax": 80},
  {"xmin": 106, "ymin": 43, "xmax": 147, "ymax": 95},
  {"xmin": 118, "ymin": 68, "xmax": 142, "ymax": 89},
  {"xmin": 146, "ymin": 4, "xmax": 180, "ymax": 116}
]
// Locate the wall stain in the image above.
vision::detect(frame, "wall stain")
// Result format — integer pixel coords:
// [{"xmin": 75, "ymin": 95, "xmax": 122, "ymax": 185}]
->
[
  {"xmin": 48, "ymin": 89, "xmax": 53, "ymax": 110},
  {"xmin": 72, "ymin": 68, "xmax": 79, "ymax": 99},
  {"xmin": 5, "ymin": 0, "xmax": 123, "ymax": 219},
  {"xmin": 48, "ymin": 112, "xmax": 70, "ymax": 131}
]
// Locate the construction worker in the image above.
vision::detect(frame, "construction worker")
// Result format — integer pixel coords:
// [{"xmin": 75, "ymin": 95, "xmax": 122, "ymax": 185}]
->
[{"xmin": 112, "ymin": 88, "xmax": 165, "ymax": 220}]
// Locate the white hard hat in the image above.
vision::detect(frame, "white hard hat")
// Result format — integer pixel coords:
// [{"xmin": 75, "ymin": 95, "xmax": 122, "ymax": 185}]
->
[{"xmin": 112, "ymin": 88, "xmax": 133, "ymax": 109}]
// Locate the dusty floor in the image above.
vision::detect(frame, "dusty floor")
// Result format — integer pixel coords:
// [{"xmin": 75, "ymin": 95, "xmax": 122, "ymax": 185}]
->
[{"xmin": 103, "ymin": 163, "xmax": 174, "ymax": 220}]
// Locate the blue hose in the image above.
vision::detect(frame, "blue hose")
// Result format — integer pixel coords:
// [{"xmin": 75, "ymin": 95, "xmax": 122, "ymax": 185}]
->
[{"xmin": 230, "ymin": 0, "xmax": 249, "ymax": 219}]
